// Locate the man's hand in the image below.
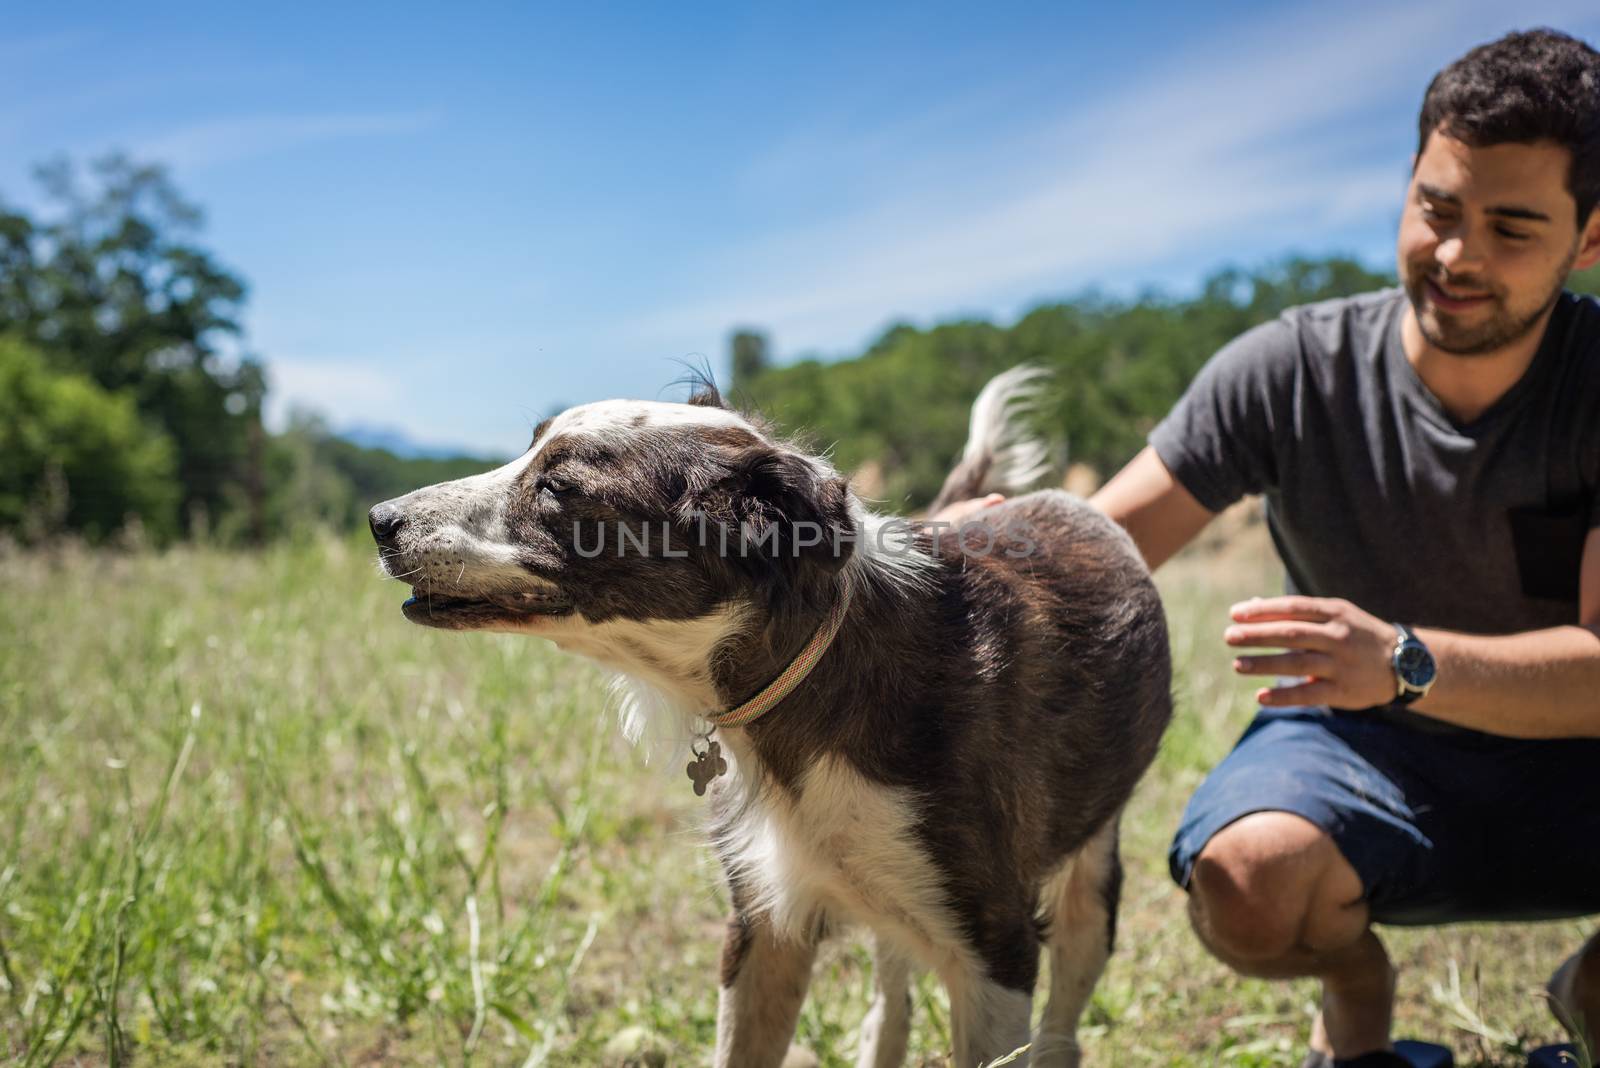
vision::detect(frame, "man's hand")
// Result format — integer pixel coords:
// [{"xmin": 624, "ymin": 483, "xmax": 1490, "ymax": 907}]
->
[
  {"xmin": 1225, "ymin": 596, "xmax": 1399, "ymax": 709},
  {"xmin": 928, "ymin": 493, "xmax": 1005, "ymax": 525}
]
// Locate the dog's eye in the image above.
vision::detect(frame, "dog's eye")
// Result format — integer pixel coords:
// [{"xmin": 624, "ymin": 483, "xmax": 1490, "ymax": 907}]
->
[{"xmin": 538, "ymin": 475, "xmax": 577, "ymax": 499}]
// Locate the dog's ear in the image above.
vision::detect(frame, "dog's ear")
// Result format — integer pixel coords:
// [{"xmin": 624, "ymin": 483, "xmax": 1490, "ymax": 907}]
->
[{"xmin": 684, "ymin": 446, "xmax": 856, "ymax": 575}]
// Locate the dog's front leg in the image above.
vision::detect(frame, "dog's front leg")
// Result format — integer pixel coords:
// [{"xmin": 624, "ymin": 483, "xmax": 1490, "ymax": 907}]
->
[
  {"xmin": 945, "ymin": 964, "xmax": 1035, "ymax": 1068},
  {"xmin": 715, "ymin": 909, "xmax": 818, "ymax": 1068}
]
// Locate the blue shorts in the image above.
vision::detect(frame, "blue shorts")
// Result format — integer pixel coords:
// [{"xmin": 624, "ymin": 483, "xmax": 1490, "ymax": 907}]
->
[{"xmin": 1168, "ymin": 706, "xmax": 1600, "ymax": 925}]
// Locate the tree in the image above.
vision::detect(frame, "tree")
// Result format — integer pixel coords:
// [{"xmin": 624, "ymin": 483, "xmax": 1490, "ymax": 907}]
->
[
  {"xmin": 259, "ymin": 411, "xmax": 504, "ymax": 539},
  {"xmin": 1572, "ymin": 262, "xmax": 1600, "ymax": 298},
  {"xmin": 0, "ymin": 155, "xmax": 266, "ymax": 538},
  {"xmin": 729, "ymin": 328, "xmax": 769, "ymax": 390},
  {"xmin": 0, "ymin": 335, "xmax": 179, "ymax": 543},
  {"xmin": 736, "ymin": 256, "xmax": 1395, "ymax": 507}
]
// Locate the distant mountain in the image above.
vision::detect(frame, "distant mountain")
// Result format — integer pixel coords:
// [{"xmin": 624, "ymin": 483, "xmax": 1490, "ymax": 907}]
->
[{"xmin": 336, "ymin": 423, "xmax": 493, "ymax": 461}]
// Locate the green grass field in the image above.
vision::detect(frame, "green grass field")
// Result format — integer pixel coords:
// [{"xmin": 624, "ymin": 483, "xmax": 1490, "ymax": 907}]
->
[{"xmin": 0, "ymin": 531, "xmax": 1590, "ymax": 1066}]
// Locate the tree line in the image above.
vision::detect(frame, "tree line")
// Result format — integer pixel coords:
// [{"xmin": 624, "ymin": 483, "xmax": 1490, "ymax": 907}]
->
[
  {"xmin": 734, "ymin": 262, "xmax": 1600, "ymax": 508},
  {"xmin": 0, "ymin": 157, "xmax": 486, "ymax": 544},
  {"xmin": 6, "ymin": 156, "xmax": 1596, "ymax": 543}
]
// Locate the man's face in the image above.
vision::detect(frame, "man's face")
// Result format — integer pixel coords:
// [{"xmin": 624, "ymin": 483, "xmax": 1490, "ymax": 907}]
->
[{"xmin": 1397, "ymin": 128, "xmax": 1590, "ymax": 355}]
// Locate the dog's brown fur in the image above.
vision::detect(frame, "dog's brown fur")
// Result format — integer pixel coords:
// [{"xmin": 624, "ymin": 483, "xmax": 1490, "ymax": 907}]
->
[{"xmin": 371, "ymin": 369, "xmax": 1172, "ymax": 1066}]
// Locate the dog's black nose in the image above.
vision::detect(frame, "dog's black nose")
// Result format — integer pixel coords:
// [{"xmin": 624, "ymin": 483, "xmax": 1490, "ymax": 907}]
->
[{"xmin": 369, "ymin": 503, "xmax": 405, "ymax": 545}]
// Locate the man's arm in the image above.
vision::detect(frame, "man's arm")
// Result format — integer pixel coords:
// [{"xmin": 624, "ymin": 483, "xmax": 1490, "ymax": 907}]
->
[
  {"xmin": 1227, "ymin": 526, "xmax": 1600, "ymax": 738},
  {"xmin": 1088, "ymin": 445, "xmax": 1218, "ymax": 571}
]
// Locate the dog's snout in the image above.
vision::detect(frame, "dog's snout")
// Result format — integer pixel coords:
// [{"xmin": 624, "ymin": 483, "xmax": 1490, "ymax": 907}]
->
[{"xmin": 369, "ymin": 503, "xmax": 406, "ymax": 545}]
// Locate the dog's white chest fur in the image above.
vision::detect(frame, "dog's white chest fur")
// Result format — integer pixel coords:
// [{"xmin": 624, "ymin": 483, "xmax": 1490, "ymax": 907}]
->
[{"xmin": 716, "ymin": 754, "xmax": 968, "ymax": 973}]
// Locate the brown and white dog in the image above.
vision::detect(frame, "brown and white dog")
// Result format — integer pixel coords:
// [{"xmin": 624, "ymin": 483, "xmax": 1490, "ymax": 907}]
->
[{"xmin": 369, "ymin": 369, "xmax": 1172, "ymax": 1067}]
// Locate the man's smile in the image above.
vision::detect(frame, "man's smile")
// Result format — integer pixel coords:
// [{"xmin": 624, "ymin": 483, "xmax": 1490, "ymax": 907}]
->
[{"xmin": 1423, "ymin": 275, "xmax": 1494, "ymax": 313}]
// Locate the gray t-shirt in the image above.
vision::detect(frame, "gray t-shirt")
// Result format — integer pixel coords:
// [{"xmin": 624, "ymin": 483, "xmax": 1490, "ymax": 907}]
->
[{"xmin": 1150, "ymin": 287, "xmax": 1600, "ymax": 634}]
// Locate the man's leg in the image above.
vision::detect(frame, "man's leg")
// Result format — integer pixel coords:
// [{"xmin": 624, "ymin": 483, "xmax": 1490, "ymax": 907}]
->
[
  {"xmin": 1175, "ymin": 706, "xmax": 1600, "ymax": 1062},
  {"xmin": 1189, "ymin": 811, "xmax": 1393, "ymax": 1059}
]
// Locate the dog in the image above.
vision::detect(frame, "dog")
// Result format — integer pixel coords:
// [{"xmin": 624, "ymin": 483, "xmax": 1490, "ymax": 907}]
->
[{"xmin": 368, "ymin": 368, "xmax": 1172, "ymax": 1067}]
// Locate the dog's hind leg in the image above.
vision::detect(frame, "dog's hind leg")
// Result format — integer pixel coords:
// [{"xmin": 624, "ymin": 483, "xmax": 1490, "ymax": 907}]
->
[
  {"xmin": 715, "ymin": 909, "xmax": 819, "ymax": 1068},
  {"xmin": 1035, "ymin": 815, "xmax": 1122, "ymax": 1068},
  {"xmin": 855, "ymin": 936, "xmax": 914, "ymax": 1068}
]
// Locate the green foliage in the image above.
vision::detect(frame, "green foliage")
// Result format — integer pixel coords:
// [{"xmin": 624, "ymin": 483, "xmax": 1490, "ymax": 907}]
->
[
  {"xmin": 0, "ymin": 538, "xmax": 1584, "ymax": 1065},
  {"xmin": 0, "ymin": 154, "xmax": 500, "ymax": 544},
  {"xmin": 0, "ymin": 155, "xmax": 265, "ymax": 539},
  {"xmin": 4, "ymin": 142, "xmax": 1590, "ymax": 547},
  {"xmin": 736, "ymin": 256, "xmax": 1396, "ymax": 507},
  {"xmin": 262, "ymin": 412, "xmax": 502, "ymax": 538},
  {"xmin": 728, "ymin": 328, "xmax": 769, "ymax": 391},
  {"xmin": 0, "ymin": 335, "xmax": 178, "ymax": 542},
  {"xmin": 1570, "ymin": 262, "xmax": 1600, "ymax": 298}
]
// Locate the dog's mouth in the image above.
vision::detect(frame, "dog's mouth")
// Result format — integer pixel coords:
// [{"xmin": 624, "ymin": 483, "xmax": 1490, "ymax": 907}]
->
[{"xmin": 400, "ymin": 587, "xmax": 576, "ymax": 629}]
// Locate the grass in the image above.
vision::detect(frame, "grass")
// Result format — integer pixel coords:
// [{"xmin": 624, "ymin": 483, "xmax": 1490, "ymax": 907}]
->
[{"xmin": 0, "ymin": 527, "xmax": 1591, "ymax": 1066}]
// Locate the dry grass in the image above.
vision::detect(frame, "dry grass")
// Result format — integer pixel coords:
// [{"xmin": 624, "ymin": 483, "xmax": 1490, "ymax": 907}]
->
[{"xmin": 0, "ymin": 526, "xmax": 1589, "ymax": 1065}]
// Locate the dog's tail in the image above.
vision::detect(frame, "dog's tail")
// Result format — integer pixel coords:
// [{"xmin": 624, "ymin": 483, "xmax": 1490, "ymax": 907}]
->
[{"xmin": 926, "ymin": 365, "xmax": 1052, "ymax": 515}]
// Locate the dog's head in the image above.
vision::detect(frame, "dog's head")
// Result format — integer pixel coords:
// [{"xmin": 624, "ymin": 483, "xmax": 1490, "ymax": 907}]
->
[{"xmin": 369, "ymin": 389, "xmax": 858, "ymax": 657}]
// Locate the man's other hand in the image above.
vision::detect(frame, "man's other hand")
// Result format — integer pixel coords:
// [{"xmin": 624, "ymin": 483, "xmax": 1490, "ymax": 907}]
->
[
  {"xmin": 929, "ymin": 493, "xmax": 1005, "ymax": 525},
  {"xmin": 1225, "ymin": 596, "xmax": 1401, "ymax": 709}
]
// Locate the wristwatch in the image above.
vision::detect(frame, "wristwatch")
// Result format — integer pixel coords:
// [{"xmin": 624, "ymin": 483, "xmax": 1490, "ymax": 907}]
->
[{"xmin": 1390, "ymin": 623, "xmax": 1437, "ymax": 705}]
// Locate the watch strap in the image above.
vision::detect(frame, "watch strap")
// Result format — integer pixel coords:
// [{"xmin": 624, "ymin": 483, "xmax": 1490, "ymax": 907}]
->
[{"xmin": 1391, "ymin": 622, "xmax": 1431, "ymax": 705}]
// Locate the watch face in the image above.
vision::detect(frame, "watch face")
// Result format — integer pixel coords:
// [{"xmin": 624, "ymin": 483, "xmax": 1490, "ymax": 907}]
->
[{"xmin": 1396, "ymin": 643, "xmax": 1436, "ymax": 687}]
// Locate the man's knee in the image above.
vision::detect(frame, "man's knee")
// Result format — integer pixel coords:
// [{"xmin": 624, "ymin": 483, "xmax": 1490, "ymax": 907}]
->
[{"xmin": 1187, "ymin": 811, "xmax": 1364, "ymax": 965}]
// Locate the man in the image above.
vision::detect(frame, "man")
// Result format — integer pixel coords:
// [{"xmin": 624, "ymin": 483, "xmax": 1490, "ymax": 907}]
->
[{"xmin": 944, "ymin": 27, "xmax": 1600, "ymax": 1067}]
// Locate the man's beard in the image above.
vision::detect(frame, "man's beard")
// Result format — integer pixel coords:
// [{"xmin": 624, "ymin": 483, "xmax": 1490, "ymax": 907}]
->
[{"xmin": 1402, "ymin": 256, "xmax": 1571, "ymax": 356}]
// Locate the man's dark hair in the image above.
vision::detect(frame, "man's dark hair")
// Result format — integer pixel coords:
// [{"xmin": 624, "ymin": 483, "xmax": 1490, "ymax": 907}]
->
[{"xmin": 1417, "ymin": 28, "xmax": 1600, "ymax": 224}]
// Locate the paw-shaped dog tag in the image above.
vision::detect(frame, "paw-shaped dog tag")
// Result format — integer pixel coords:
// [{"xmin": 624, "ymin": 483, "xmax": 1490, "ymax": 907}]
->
[{"xmin": 687, "ymin": 738, "xmax": 727, "ymax": 796}]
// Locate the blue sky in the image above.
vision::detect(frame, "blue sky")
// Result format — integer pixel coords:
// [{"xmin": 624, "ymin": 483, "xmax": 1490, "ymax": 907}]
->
[{"xmin": 4, "ymin": 2, "xmax": 1598, "ymax": 456}]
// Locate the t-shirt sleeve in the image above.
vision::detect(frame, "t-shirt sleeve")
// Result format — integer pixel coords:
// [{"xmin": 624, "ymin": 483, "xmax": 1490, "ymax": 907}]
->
[{"xmin": 1148, "ymin": 315, "xmax": 1298, "ymax": 513}]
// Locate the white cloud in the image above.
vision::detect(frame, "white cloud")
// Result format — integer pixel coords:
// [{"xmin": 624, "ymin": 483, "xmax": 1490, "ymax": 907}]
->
[
  {"xmin": 263, "ymin": 354, "xmax": 532, "ymax": 457},
  {"xmin": 135, "ymin": 109, "xmax": 440, "ymax": 170},
  {"xmin": 623, "ymin": 0, "xmax": 1599, "ymax": 359},
  {"xmin": 264, "ymin": 356, "xmax": 401, "ymax": 429}
]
